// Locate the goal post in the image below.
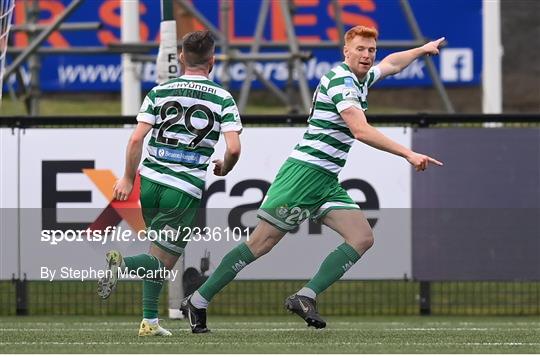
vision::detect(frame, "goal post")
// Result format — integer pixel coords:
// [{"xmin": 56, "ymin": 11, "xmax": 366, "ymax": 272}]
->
[
  {"xmin": 156, "ymin": 0, "xmax": 180, "ymax": 85},
  {"xmin": 157, "ymin": 0, "xmax": 184, "ymax": 319},
  {"xmin": 0, "ymin": 0, "xmax": 15, "ymax": 103},
  {"xmin": 121, "ymin": 0, "xmax": 141, "ymax": 115}
]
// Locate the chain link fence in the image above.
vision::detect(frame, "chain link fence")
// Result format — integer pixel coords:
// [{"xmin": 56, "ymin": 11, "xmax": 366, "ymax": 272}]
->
[{"xmin": 1, "ymin": 280, "xmax": 539, "ymax": 316}]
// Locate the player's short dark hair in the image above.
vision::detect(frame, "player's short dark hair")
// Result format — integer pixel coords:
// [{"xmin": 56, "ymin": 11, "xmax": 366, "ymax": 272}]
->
[{"xmin": 181, "ymin": 30, "xmax": 215, "ymax": 68}]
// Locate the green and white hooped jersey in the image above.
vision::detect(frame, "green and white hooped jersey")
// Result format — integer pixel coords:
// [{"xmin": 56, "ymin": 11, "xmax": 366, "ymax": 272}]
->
[
  {"xmin": 137, "ymin": 75, "xmax": 242, "ymax": 199},
  {"xmin": 289, "ymin": 63, "xmax": 381, "ymax": 175}
]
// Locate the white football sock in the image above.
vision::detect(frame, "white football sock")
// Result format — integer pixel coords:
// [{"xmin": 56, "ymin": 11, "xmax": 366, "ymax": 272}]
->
[
  {"xmin": 142, "ymin": 317, "xmax": 159, "ymax": 325},
  {"xmin": 297, "ymin": 287, "xmax": 316, "ymax": 299},
  {"xmin": 190, "ymin": 290, "xmax": 209, "ymax": 309}
]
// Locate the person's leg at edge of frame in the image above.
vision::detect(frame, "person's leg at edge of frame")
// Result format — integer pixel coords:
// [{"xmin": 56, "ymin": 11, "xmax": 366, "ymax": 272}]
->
[{"xmin": 183, "ymin": 220, "xmax": 286, "ymax": 332}]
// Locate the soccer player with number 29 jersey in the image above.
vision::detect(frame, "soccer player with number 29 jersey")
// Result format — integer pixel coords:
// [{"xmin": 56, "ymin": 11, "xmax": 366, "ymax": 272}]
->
[
  {"xmin": 96, "ymin": 30, "xmax": 242, "ymax": 336},
  {"xmin": 183, "ymin": 26, "xmax": 445, "ymax": 332}
]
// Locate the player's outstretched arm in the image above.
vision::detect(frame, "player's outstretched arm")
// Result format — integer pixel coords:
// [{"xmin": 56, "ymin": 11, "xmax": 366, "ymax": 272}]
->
[
  {"xmin": 341, "ymin": 106, "xmax": 443, "ymax": 171},
  {"xmin": 377, "ymin": 37, "xmax": 446, "ymax": 78},
  {"xmin": 213, "ymin": 131, "xmax": 241, "ymax": 176},
  {"xmin": 113, "ymin": 122, "xmax": 153, "ymax": 200}
]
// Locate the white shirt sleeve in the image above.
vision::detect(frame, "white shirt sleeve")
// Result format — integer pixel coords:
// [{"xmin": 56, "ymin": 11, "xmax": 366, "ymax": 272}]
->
[
  {"xmin": 367, "ymin": 65, "xmax": 382, "ymax": 88},
  {"xmin": 220, "ymin": 96, "xmax": 243, "ymax": 133},
  {"xmin": 136, "ymin": 94, "xmax": 156, "ymax": 125}
]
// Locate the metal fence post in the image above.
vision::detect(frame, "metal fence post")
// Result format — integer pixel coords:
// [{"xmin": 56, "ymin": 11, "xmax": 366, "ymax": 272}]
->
[
  {"xmin": 419, "ymin": 281, "xmax": 431, "ymax": 315},
  {"xmin": 14, "ymin": 274, "xmax": 28, "ymax": 316}
]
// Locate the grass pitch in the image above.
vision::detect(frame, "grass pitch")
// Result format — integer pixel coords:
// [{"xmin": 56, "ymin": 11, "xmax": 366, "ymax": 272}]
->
[
  {"xmin": 0, "ymin": 315, "xmax": 539, "ymax": 354},
  {"xmin": 0, "ymin": 95, "xmax": 414, "ymax": 116}
]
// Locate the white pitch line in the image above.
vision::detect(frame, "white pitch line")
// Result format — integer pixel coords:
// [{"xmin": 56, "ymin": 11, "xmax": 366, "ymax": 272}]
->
[
  {"xmin": 5, "ymin": 321, "xmax": 540, "ymax": 327},
  {"xmin": 4, "ymin": 320, "xmax": 540, "ymax": 329},
  {"xmin": 7, "ymin": 319, "xmax": 540, "ymax": 326},
  {"xmin": 1, "ymin": 327, "xmax": 539, "ymax": 332},
  {"xmin": 0, "ymin": 341, "xmax": 539, "ymax": 347}
]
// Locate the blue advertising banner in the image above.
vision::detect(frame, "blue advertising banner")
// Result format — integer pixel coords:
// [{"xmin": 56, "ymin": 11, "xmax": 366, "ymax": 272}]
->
[{"xmin": 6, "ymin": 0, "xmax": 482, "ymax": 92}]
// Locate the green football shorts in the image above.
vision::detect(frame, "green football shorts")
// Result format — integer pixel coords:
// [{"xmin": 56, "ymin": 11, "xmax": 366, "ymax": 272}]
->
[
  {"xmin": 258, "ymin": 158, "xmax": 360, "ymax": 232},
  {"xmin": 140, "ymin": 176, "xmax": 200, "ymax": 256}
]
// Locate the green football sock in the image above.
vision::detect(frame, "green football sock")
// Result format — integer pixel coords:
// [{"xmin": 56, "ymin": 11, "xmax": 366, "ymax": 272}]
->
[
  {"xmin": 142, "ymin": 279, "xmax": 163, "ymax": 319},
  {"xmin": 305, "ymin": 243, "xmax": 362, "ymax": 295},
  {"xmin": 198, "ymin": 243, "xmax": 255, "ymax": 302},
  {"xmin": 123, "ymin": 254, "xmax": 166, "ymax": 319}
]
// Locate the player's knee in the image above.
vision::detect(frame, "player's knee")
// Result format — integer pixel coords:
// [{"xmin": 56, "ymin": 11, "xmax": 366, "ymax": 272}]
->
[
  {"xmin": 149, "ymin": 248, "xmax": 178, "ymax": 270},
  {"xmin": 158, "ymin": 256, "xmax": 177, "ymax": 271},
  {"xmin": 164, "ymin": 260, "xmax": 177, "ymax": 271},
  {"xmin": 247, "ymin": 236, "xmax": 278, "ymax": 258},
  {"xmin": 347, "ymin": 230, "xmax": 374, "ymax": 253},
  {"xmin": 246, "ymin": 240, "xmax": 268, "ymax": 258},
  {"xmin": 246, "ymin": 222, "xmax": 285, "ymax": 258},
  {"xmin": 364, "ymin": 232, "xmax": 375, "ymax": 250}
]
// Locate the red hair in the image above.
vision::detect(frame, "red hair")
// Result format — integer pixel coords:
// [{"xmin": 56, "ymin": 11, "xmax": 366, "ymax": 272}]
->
[{"xmin": 344, "ymin": 26, "xmax": 378, "ymax": 44}]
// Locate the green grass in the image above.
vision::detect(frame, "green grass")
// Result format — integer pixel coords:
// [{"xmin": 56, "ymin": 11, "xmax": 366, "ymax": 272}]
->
[
  {"xmin": 0, "ymin": 97, "xmax": 292, "ymax": 116},
  {"xmin": 0, "ymin": 96, "xmax": 413, "ymax": 116},
  {"xmin": 0, "ymin": 97, "xmax": 122, "ymax": 116},
  {"xmin": 0, "ymin": 315, "xmax": 539, "ymax": 354}
]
